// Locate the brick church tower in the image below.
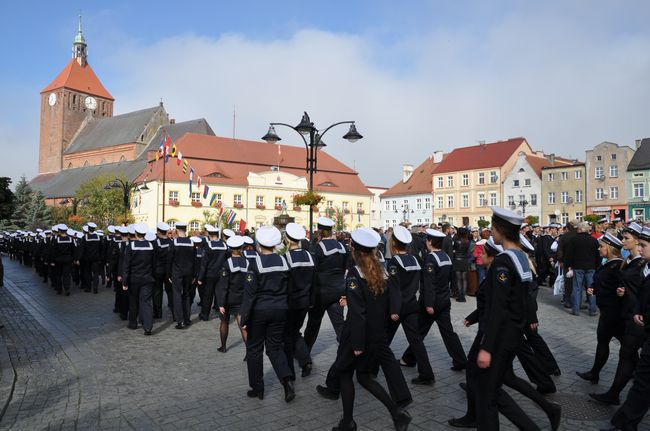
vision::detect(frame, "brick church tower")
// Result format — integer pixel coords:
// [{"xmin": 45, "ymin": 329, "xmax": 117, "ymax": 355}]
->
[{"xmin": 38, "ymin": 17, "xmax": 114, "ymax": 174}]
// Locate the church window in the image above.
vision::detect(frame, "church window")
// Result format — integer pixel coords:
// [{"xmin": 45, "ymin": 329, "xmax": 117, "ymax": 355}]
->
[{"xmin": 119, "ymin": 155, "xmax": 126, "ymax": 162}]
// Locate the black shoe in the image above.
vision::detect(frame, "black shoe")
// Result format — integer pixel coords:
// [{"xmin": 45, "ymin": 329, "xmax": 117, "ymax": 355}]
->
[
  {"xmin": 552, "ymin": 368, "xmax": 562, "ymax": 376},
  {"xmin": 283, "ymin": 379, "xmax": 295, "ymax": 403},
  {"xmin": 175, "ymin": 322, "xmax": 186, "ymax": 330},
  {"xmin": 537, "ymin": 385, "xmax": 557, "ymax": 395},
  {"xmin": 547, "ymin": 403, "xmax": 561, "ymax": 431},
  {"xmin": 411, "ymin": 376, "xmax": 434, "ymax": 386},
  {"xmin": 448, "ymin": 416, "xmax": 477, "ymax": 428},
  {"xmin": 184, "ymin": 320, "xmax": 192, "ymax": 326},
  {"xmin": 451, "ymin": 364, "xmax": 467, "ymax": 371},
  {"xmin": 84, "ymin": 288, "xmax": 91, "ymax": 293},
  {"xmin": 392, "ymin": 409, "xmax": 411, "ymax": 431},
  {"xmin": 459, "ymin": 382, "xmax": 467, "ymax": 391},
  {"xmin": 144, "ymin": 330, "xmax": 152, "ymax": 336},
  {"xmin": 247, "ymin": 389, "xmax": 264, "ymax": 400},
  {"xmin": 576, "ymin": 370, "xmax": 599, "ymax": 384},
  {"xmin": 127, "ymin": 324, "xmax": 137, "ymax": 330},
  {"xmin": 589, "ymin": 392, "xmax": 620, "ymax": 406},
  {"xmin": 301, "ymin": 363, "xmax": 312, "ymax": 377},
  {"xmin": 65, "ymin": 291, "xmax": 70, "ymax": 296},
  {"xmin": 332, "ymin": 419, "xmax": 357, "ymax": 431},
  {"xmin": 198, "ymin": 315, "xmax": 209, "ymax": 321},
  {"xmin": 217, "ymin": 346, "xmax": 227, "ymax": 353},
  {"xmin": 316, "ymin": 385, "xmax": 340, "ymax": 400}
]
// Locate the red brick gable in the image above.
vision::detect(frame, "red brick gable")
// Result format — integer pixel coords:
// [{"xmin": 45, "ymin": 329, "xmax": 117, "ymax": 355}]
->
[
  {"xmin": 434, "ymin": 137, "xmax": 530, "ymax": 174},
  {"xmin": 41, "ymin": 59, "xmax": 114, "ymax": 100}
]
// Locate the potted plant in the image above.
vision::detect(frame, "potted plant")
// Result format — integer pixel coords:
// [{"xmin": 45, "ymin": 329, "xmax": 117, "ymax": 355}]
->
[
  {"xmin": 234, "ymin": 203, "xmax": 244, "ymax": 209},
  {"xmin": 343, "ymin": 208, "xmax": 351, "ymax": 214},
  {"xmin": 293, "ymin": 206, "xmax": 302, "ymax": 212},
  {"xmin": 256, "ymin": 204, "xmax": 266, "ymax": 209},
  {"xmin": 169, "ymin": 199, "xmax": 179, "ymax": 207},
  {"xmin": 293, "ymin": 191, "xmax": 324, "ymax": 208},
  {"xmin": 191, "ymin": 201, "xmax": 202, "ymax": 207},
  {"xmin": 275, "ymin": 204, "xmax": 283, "ymax": 211},
  {"xmin": 357, "ymin": 209, "xmax": 365, "ymax": 214}
]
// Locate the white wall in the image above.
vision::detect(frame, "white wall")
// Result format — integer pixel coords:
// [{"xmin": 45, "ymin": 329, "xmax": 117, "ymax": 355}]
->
[
  {"xmin": 502, "ymin": 153, "xmax": 542, "ymax": 220},
  {"xmin": 380, "ymin": 193, "xmax": 432, "ymax": 228}
]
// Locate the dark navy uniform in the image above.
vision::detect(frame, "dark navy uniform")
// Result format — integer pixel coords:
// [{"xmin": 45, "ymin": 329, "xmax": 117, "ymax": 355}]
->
[
  {"xmin": 216, "ymin": 256, "xmax": 248, "ymax": 315},
  {"xmin": 123, "ymin": 239, "xmax": 156, "ymax": 332},
  {"xmin": 107, "ymin": 236, "xmax": 125, "ymax": 313},
  {"xmin": 76, "ymin": 231, "xmax": 103, "ymax": 293},
  {"xmin": 168, "ymin": 237, "xmax": 196, "ymax": 327},
  {"xmin": 153, "ymin": 236, "xmax": 173, "ymax": 318},
  {"xmin": 49, "ymin": 234, "xmax": 76, "ymax": 295},
  {"xmin": 304, "ymin": 238, "xmax": 348, "ymax": 349},
  {"xmin": 198, "ymin": 239, "xmax": 227, "ymax": 320}
]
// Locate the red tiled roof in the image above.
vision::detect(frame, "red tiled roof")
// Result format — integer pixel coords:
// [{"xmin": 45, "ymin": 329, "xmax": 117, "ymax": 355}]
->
[
  {"xmin": 524, "ymin": 155, "xmax": 572, "ymax": 176},
  {"xmin": 382, "ymin": 156, "xmax": 445, "ymax": 198},
  {"xmin": 433, "ymin": 138, "xmax": 530, "ymax": 174},
  {"xmin": 41, "ymin": 59, "xmax": 114, "ymax": 100},
  {"xmin": 140, "ymin": 134, "xmax": 371, "ymax": 195}
]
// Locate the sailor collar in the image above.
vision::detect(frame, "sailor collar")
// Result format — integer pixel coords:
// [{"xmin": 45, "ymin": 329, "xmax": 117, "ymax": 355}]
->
[
  {"xmin": 228, "ymin": 256, "xmax": 249, "ymax": 273},
  {"xmin": 156, "ymin": 238, "xmax": 170, "ymax": 248},
  {"xmin": 498, "ymin": 248, "xmax": 533, "ymax": 282},
  {"xmin": 85, "ymin": 233, "xmax": 100, "ymax": 242},
  {"xmin": 429, "ymin": 250, "xmax": 452, "ymax": 267},
  {"xmin": 319, "ymin": 239, "xmax": 346, "ymax": 256},
  {"xmin": 57, "ymin": 236, "xmax": 73, "ymax": 243},
  {"xmin": 173, "ymin": 237, "xmax": 193, "ymax": 247},
  {"xmin": 254, "ymin": 254, "xmax": 289, "ymax": 273},
  {"xmin": 131, "ymin": 240, "xmax": 153, "ymax": 251},
  {"xmin": 208, "ymin": 240, "xmax": 227, "ymax": 251},
  {"xmin": 354, "ymin": 265, "xmax": 388, "ymax": 280},
  {"xmin": 286, "ymin": 249, "xmax": 315, "ymax": 268},
  {"xmin": 393, "ymin": 254, "xmax": 421, "ymax": 272},
  {"xmin": 644, "ymin": 262, "xmax": 650, "ymax": 278}
]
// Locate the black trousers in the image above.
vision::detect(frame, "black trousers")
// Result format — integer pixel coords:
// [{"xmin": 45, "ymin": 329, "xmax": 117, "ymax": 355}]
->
[
  {"xmin": 611, "ymin": 337, "xmax": 650, "ymax": 431},
  {"xmin": 0, "ymin": 255, "xmax": 3, "ymax": 287},
  {"xmin": 516, "ymin": 338, "xmax": 556, "ymax": 393},
  {"xmin": 116, "ymin": 280, "xmax": 129, "ymax": 318},
  {"xmin": 137, "ymin": 282, "xmax": 154, "ymax": 331},
  {"xmin": 199, "ymin": 277, "xmax": 218, "ymax": 320},
  {"xmin": 81, "ymin": 260, "xmax": 101, "ymax": 292},
  {"xmin": 305, "ymin": 292, "xmax": 344, "ymax": 349},
  {"xmin": 607, "ymin": 326, "xmax": 646, "ymax": 399},
  {"xmin": 246, "ymin": 308, "xmax": 292, "ymax": 392},
  {"xmin": 590, "ymin": 308, "xmax": 625, "ymax": 376},
  {"xmin": 128, "ymin": 284, "xmax": 141, "ymax": 327},
  {"xmin": 524, "ymin": 326, "xmax": 560, "ymax": 375},
  {"xmin": 401, "ymin": 306, "xmax": 467, "ymax": 368},
  {"xmin": 153, "ymin": 272, "xmax": 171, "ymax": 317},
  {"xmin": 54, "ymin": 263, "xmax": 72, "ymax": 294},
  {"xmin": 172, "ymin": 274, "xmax": 193, "ymax": 323},
  {"xmin": 386, "ymin": 311, "xmax": 434, "ymax": 380},
  {"xmin": 284, "ymin": 308, "xmax": 312, "ymax": 378}
]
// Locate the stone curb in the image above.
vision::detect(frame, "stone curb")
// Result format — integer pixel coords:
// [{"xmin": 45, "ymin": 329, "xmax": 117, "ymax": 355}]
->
[{"xmin": 0, "ymin": 295, "xmax": 17, "ymax": 422}]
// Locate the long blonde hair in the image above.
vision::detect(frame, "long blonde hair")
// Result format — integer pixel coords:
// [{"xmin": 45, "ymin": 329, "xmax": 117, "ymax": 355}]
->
[{"xmin": 353, "ymin": 249, "xmax": 386, "ymax": 296}]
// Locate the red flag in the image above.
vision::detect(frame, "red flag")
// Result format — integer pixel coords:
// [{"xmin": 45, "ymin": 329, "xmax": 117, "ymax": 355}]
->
[
  {"xmin": 197, "ymin": 176, "xmax": 201, "ymax": 189},
  {"xmin": 239, "ymin": 219, "xmax": 247, "ymax": 234}
]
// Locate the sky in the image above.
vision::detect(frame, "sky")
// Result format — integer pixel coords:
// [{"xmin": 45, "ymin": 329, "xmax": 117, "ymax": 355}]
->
[{"xmin": 2, "ymin": 0, "xmax": 650, "ymax": 188}]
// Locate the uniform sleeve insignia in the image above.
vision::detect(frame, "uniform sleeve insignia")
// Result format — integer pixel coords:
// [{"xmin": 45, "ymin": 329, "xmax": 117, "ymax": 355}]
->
[
  {"xmin": 348, "ymin": 280, "xmax": 357, "ymax": 290},
  {"xmin": 221, "ymin": 269, "xmax": 228, "ymax": 277},
  {"xmin": 496, "ymin": 269, "xmax": 509, "ymax": 284},
  {"xmin": 427, "ymin": 264, "xmax": 434, "ymax": 273},
  {"xmin": 389, "ymin": 266, "xmax": 397, "ymax": 276},
  {"xmin": 246, "ymin": 274, "xmax": 253, "ymax": 283}
]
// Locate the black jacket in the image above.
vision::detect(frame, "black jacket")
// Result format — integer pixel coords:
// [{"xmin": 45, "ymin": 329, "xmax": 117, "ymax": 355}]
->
[
  {"xmin": 122, "ymin": 240, "xmax": 156, "ymax": 285},
  {"xmin": 387, "ymin": 253, "xmax": 421, "ymax": 316},
  {"xmin": 286, "ymin": 249, "xmax": 315, "ymax": 310},
  {"xmin": 168, "ymin": 237, "xmax": 195, "ymax": 277},
  {"xmin": 241, "ymin": 254, "xmax": 289, "ymax": 326},
  {"xmin": 312, "ymin": 239, "xmax": 348, "ymax": 299},
  {"xmin": 216, "ymin": 256, "xmax": 248, "ymax": 308},
  {"xmin": 592, "ymin": 258, "xmax": 623, "ymax": 309},
  {"xmin": 564, "ymin": 232, "xmax": 600, "ymax": 270},
  {"xmin": 420, "ymin": 251, "xmax": 452, "ymax": 311},
  {"xmin": 76, "ymin": 233, "xmax": 103, "ymax": 262},
  {"xmin": 199, "ymin": 240, "xmax": 228, "ymax": 282},
  {"xmin": 50, "ymin": 235, "xmax": 76, "ymax": 264},
  {"xmin": 153, "ymin": 237, "xmax": 172, "ymax": 276}
]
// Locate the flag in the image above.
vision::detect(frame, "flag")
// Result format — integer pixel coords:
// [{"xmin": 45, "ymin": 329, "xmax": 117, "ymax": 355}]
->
[
  {"xmin": 197, "ymin": 176, "xmax": 201, "ymax": 189},
  {"xmin": 209, "ymin": 193, "xmax": 217, "ymax": 206},
  {"xmin": 171, "ymin": 144, "xmax": 177, "ymax": 157},
  {"xmin": 282, "ymin": 199, "xmax": 287, "ymax": 210},
  {"xmin": 189, "ymin": 168, "xmax": 194, "ymax": 197},
  {"xmin": 203, "ymin": 184, "xmax": 209, "ymax": 199},
  {"xmin": 177, "ymin": 151, "xmax": 183, "ymax": 166},
  {"xmin": 239, "ymin": 219, "xmax": 247, "ymax": 234},
  {"xmin": 182, "ymin": 159, "xmax": 189, "ymax": 173},
  {"xmin": 219, "ymin": 206, "xmax": 224, "ymax": 217},
  {"xmin": 163, "ymin": 133, "xmax": 172, "ymax": 163},
  {"xmin": 227, "ymin": 210, "xmax": 236, "ymax": 225}
]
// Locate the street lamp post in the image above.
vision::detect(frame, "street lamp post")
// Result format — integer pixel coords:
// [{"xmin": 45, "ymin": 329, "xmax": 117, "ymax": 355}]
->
[
  {"xmin": 262, "ymin": 112, "xmax": 362, "ymax": 236},
  {"xmin": 104, "ymin": 178, "xmax": 149, "ymax": 224}
]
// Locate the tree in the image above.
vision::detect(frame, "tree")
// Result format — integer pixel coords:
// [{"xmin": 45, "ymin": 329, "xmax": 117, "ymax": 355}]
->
[
  {"xmin": 525, "ymin": 215, "xmax": 539, "ymax": 225},
  {"xmin": 26, "ymin": 191, "xmax": 52, "ymax": 231},
  {"xmin": 10, "ymin": 176, "xmax": 33, "ymax": 229},
  {"xmin": 333, "ymin": 207, "xmax": 347, "ymax": 232},
  {"xmin": 76, "ymin": 174, "xmax": 132, "ymax": 228},
  {"xmin": 584, "ymin": 214, "xmax": 601, "ymax": 224},
  {"xmin": 0, "ymin": 177, "xmax": 15, "ymax": 221},
  {"xmin": 477, "ymin": 219, "xmax": 490, "ymax": 230},
  {"xmin": 202, "ymin": 209, "xmax": 219, "ymax": 227}
]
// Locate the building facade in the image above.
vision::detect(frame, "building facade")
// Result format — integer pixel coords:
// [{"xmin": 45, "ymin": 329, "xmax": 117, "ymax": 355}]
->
[
  {"xmin": 585, "ymin": 141, "xmax": 635, "ymax": 221},
  {"xmin": 627, "ymin": 138, "xmax": 650, "ymax": 221},
  {"xmin": 540, "ymin": 162, "xmax": 587, "ymax": 225},
  {"xmin": 367, "ymin": 186, "xmax": 388, "ymax": 228}
]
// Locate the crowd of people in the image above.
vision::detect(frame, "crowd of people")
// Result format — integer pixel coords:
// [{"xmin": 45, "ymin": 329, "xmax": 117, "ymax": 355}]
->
[{"xmin": 1, "ymin": 208, "xmax": 650, "ymax": 430}]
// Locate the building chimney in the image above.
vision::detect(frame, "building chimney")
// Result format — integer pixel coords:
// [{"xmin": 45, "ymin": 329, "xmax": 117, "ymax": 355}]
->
[
  {"xmin": 432, "ymin": 151, "xmax": 444, "ymax": 163},
  {"xmin": 636, "ymin": 139, "xmax": 643, "ymax": 149},
  {"xmin": 402, "ymin": 164, "xmax": 414, "ymax": 183},
  {"xmin": 546, "ymin": 153, "xmax": 556, "ymax": 165},
  {"xmin": 170, "ymin": 118, "xmax": 176, "ymax": 124}
]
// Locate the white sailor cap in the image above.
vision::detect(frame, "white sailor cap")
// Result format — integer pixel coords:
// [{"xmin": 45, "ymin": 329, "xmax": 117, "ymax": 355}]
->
[
  {"xmin": 531, "ymin": 223, "xmax": 540, "ymax": 228},
  {"xmin": 107, "ymin": 226, "xmax": 115, "ymax": 234},
  {"xmin": 612, "ymin": 217, "xmax": 622, "ymax": 223},
  {"xmin": 317, "ymin": 217, "xmax": 336, "ymax": 229},
  {"xmin": 190, "ymin": 236, "xmax": 203, "ymax": 244},
  {"xmin": 127, "ymin": 225, "xmax": 136, "ymax": 235},
  {"xmin": 117, "ymin": 226, "xmax": 129, "ymax": 235},
  {"xmin": 74, "ymin": 232, "xmax": 82, "ymax": 239},
  {"xmin": 243, "ymin": 236, "xmax": 254, "ymax": 245},
  {"xmin": 205, "ymin": 225, "xmax": 220, "ymax": 234},
  {"xmin": 82, "ymin": 225, "xmax": 89, "ymax": 233},
  {"xmin": 639, "ymin": 227, "xmax": 650, "ymax": 242},
  {"xmin": 597, "ymin": 217, "xmax": 608, "ymax": 224},
  {"xmin": 599, "ymin": 232, "xmax": 623, "ymax": 250},
  {"xmin": 87, "ymin": 222, "xmax": 97, "ymax": 229},
  {"xmin": 66, "ymin": 228, "xmax": 75, "ymax": 236},
  {"xmin": 204, "ymin": 224, "xmax": 214, "ymax": 231},
  {"xmin": 51, "ymin": 225, "xmax": 60, "ymax": 232},
  {"xmin": 491, "ymin": 206, "xmax": 524, "ymax": 227},
  {"xmin": 96, "ymin": 230, "xmax": 104, "ymax": 235},
  {"xmin": 134, "ymin": 223, "xmax": 149, "ymax": 235},
  {"xmin": 485, "ymin": 236, "xmax": 504, "ymax": 254},
  {"xmin": 39, "ymin": 232, "xmax": 47, "ymax": 238},
  {"xmin": 392, "ymin": 225, "xmax": 412, "ymax": 245},
  {"xmin": 175, "ymin": 222, "xmax": 188, "ymax": 229},
  {"xmin": 256, "ymin": 225, "xmax": 282, "ymax": 247},
  {"xmin": 36, "ymin": 228, "xmax": 43, "ymax": 233},
  {"xmin": 624, "ymin": 222, "xmax": 643, "ymax": 236},
  {"xmin": 285, "ymin": 222, "xmax": 306, "ymax": 242},
  {"xmin": 157, "ymin": 222, "xmax": 170, "ymax": 232},
  {"xmin": 227, "ymin": 235, "xmax": 245, "ymax": 248},
  {"xmin": 44, "ymin": 230, "xmax": 52, "ymax": 234},
  {"xmin": 29, "ymin": 232, "xmax": 36, "ymax": 237},
  {"xmin": 59, "ymin": 224, "xmax": 69, "ymax": 231},
  {"xmin": 223, "ymin": 228, "xmax": 235, "ymax": 238},
  {"xmin": 425, "ymin": 228, "xmax": 446, "ymax": 239},
  {"xmin": 144, "ymin": 232, "xmax": 156, "ymax": 242},
  {"xmin": 351, "ymin": 228, "xmax": 379, "ymax": 251},
  {"xmin": 520, "ymin": 223, "xmax": 529, "ymax": 229},
  {"xmin": 519, "ymin": 234, "xmax": 535, "ymax": 253}
]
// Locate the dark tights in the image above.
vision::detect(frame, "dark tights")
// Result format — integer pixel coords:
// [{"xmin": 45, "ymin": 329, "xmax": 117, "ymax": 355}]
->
[
  {"xmin": 456, "ymin": 271, "xmax": 468, "ymax": 299},
  {"xmin": 341, "ymin": 371, "xmax": 397, "ymax": 422},
  {"xmin": 219, "ymin": 314, "xmax": 246, "ymax": 349},
  {"xmin": 606, "ymin": 332, "xmax": 644, "ymax": 398}
]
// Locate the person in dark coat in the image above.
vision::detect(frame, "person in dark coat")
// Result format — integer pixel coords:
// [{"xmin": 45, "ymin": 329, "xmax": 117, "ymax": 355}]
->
[
  {"xmin": 168, "ymin": 222, "xmax": 196, "ymax": 329},
  {"xmin": 197, "ymin": 225, "xmax": 227, "ymax": 321},
  {"xmin": 49, "ymin": 225, "xmax": 76, "ymax": 296},
  {"xmin": 75, "ymin": 222, "xmax": 103, "ymax": 294},
  {"xmin": 152, "ymin": 222, "xmax": 173, "ymax": 319},
  {"xmin": 215, "ymin": 235, "xmax": 248, "ymax": 352},
  {"xmin": 452, "ymin": 227, "xmax": 472, "ymax": 302},
  {"xmin": 565, "ymin": 222, "xmax": 601, "ymax": 316},
  {"xmin": 121, "ymin": 224, "xmax": 156, "ymax": 335}
]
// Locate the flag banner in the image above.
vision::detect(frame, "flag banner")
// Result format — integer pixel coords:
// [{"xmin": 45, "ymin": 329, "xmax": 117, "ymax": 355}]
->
[
  {"xmin": 182, "ymin": 159, "xmax": 189, "ymax": 173},
  {"xmin": 197, "ymin": 176, "xmax": 201, "ymax": 189},
  {"xmin": 219, "ymin": 206, "xmax": 224, "ymax": 217},
  {"xmin": 177, "ymin": 152, "xmax": 183, "ymax": 166},
  {"xmin": 227, "ymin": 209, "xmax": 236, "ymax": 225},
  {"xmin": 239, "ymin": 219, "xmax": 247, "ymax": 234},
  {"xmin": 203, "ymin": 184, "xmax": 209, "ymax": 199},
  {"xmin": 209, "ymin": 193, "xmax": 217, "ymax": 206},
  {"xmin": 171, "ymin": 144, "xmax": 177, "ymax": 157},
  {"xmin": 189, "ymin": 168, "xmax": 194, "ymax": 197}
]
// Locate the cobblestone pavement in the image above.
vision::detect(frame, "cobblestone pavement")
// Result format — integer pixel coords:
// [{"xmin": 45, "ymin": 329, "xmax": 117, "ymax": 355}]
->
[{"xmin": 0, "ymin": 257, "xmax": 649, "ymax": 430}]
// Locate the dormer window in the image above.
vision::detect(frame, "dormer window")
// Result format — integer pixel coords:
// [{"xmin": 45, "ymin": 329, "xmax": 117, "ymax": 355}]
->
[{"xmin": 320, "ymin": 181, "xmax": 335, "ymax": 187}]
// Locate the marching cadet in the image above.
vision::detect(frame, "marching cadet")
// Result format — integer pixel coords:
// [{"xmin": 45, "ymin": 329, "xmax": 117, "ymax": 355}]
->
[
  {"xmin": 242, "ymin": 236, "xmax": 258, "ymax": 260},
  {"xmin": 190, "ymin": 235, "xmax": 205, "ymax": 310},
  {"xmin": 330, "ymin": 228, "xmax": 411, "ymax": 431},
  {"xmin": 240, "ymin": 225, "xmax": 295, "ymax": 402},
  {"xmin": 283, "ymin": 223, "xmax": 315, "ymax": 379},
  {"xmin": 49, "ymin": 224, "xmax": 75, "ymax": 296},
  {"xmin": 168, "ymin": 222, "xmax": 195, "ymax": 329},
  {"xmin": 152, "ymin": 222, "xmax": 172, "ymax": 319},
  {"xmin": 197, "ymin": 225, "xmax": 227, "ymax": 321},
  {"xmin": 75, "ymin": 222, "xmax": 103, "ymax": 293},
  {"xmin": 400, "ymin": 228, "xmax": 467, "ymax": 372},
  {"xmin": 304, "ymin": 217, "xmax": 348, "ymax": 350},
  {"xmin": 384, "ymin": 225, "xmax": 435, "ymax": 385},
  {"xmin": 215, "ymin": 235, "xmax": 248, "ymax": 352},
  {"xmin": 122, "ymin": 223, "xmax": 156, "ymax": 335},
  {"xmin": 108, "ymin": 226, "xmax": 126, "ymax": 315}
]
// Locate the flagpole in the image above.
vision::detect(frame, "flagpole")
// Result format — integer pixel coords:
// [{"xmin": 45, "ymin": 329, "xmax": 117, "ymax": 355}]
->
[{"xmin": 162, "ymin": 130, "xmax": 166, "ymax": 224}]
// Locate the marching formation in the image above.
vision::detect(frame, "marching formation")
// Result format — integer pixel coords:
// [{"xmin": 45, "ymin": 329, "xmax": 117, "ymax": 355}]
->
[{"xmin": 2, "ymin": 207, "xmax": 650, "ymax": 430}]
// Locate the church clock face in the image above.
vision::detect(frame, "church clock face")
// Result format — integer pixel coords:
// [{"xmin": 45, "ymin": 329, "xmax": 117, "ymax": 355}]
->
[
  {"xmin": 84, "ymin": 96, "xmax": 97, "ymax": 110},
  {"xmin": 48, "ymin": 93, "xmax": 57, "ymax": 106}
]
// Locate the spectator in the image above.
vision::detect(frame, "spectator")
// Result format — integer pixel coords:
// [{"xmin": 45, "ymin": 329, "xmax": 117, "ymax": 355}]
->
[
  {"xmin": 452, "ymin": 227, "xmax": 472, "ymax": 302},
  {"xmin": 557, "ymin": 220, "xmax": 579, "ymax": 308},
  {"xmin": 565, "ymin": 222, "xmax": 600, "ymax": 316}
]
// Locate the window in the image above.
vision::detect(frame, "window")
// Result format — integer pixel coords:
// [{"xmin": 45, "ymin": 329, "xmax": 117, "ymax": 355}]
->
[
  {"xmin": 530, "ymin": 194, "xmax": 537, "ymax": 206},
  {"xmin": 327, "ymin": 200, "xmax": 334, "ymax": 208},
  {"xmin": 385, "ymin": 200, "xmax": 390, "ymax": 211},
  {"xmin": 424, "ymin": 218, "xmax": 430, "ymax": 225},
  {"xmin": 595, "ymin": 167, "xmax": 604, "ymax": 178},
  {"xmin": 215, "ymin": 193, "xmax": 222, "ymax": 203},
  {"xmin": 490, "ymin": 193, "xmax": 497, "ymax": 206},
  {"xmin": 447, "ymin": 195, "xmax": 454, "ymax": 208},
  {"xmin": 462, "ymin": 174, "xmax": 469, "ymax": 186},
  {"xmin": 575, "ymin": 170, "xmax": 583, "ymax": 180},
  {"xmin": 634, "ymin": 183, "xmax": 645, "ymax": 198},
  {"xmin": 447, "ymin": 176, "xmax": 454, "ymax": 187},
  {"xmin": 490, "ymin": 171, "xmax": 498, "ymax": 184},
  {"xmin": 391, "ymin": 200, "xmax": 397, "ymax": 211},
  {"xmin": 610, "ymin": 187, "xmax": 619, "ymax": 200},
  {"xmin": 508, "ymin": 195, "xmax": 515, "ymax": 206},
  {"xmin": 513, "ymin": 179, "xmax": 520, "ymax": 187},
  {"xmin": 548, "ymin": 192, "xmax": 556, "ymax": 204},
  {"xmin": 596, "ymin": 188, "xmax": 604, "ymax": 200},
  {"xmin": 561, "ymin": 172, "xmax": 568, "ymax": 181},
  {"xmin": 255, "ymin": 196, "xmax": 264, "ymax": 206},
  {"xmin": 634, "ymin": 173, "xmax": 644, "ymax": 178},
  {"xmin": 416, "ymin": 219, "xmax": 422, "ymax": 224},
  {"xmin": 191, "ymin": 192, "xmax": 201, "ymax": 202},
  {"xmin": 524, "ymin": 178, "xmax": 531, "ymax": 187},
  {"xmin": 596, "ymin": 155, "xmax": 602, "ymax": 161},
  {"xmin": 436, "ymin": 195, "xmax": 444, "ymax": 209},
  {"xmin": 342, "ymin": 201, "xmax": 349, "ymax": 211},
  {"xmin": 519, "ymin": 194, "xmax": 526, "ymax": 204},
  {"xmin": 575, "ymin": 190, "xmax": 583, "ymax": 203},
  {"xmin": 547, "ymin": 173, "xmax": 555, "ymax": 181},
  {"xmin": 611, "ymin": 153, "xmax": 617, "ymax": 160},
  {"xmin": 561, "ymin": 191, "xmax": 569, "ymax": 204},
  {"xmin": 357, "ymin": 202, "xmax": 363, "ymax": 212},
  {"xmin": 610, "ymin": 165, "xmax": 618, "ymax": 178},
  {"xmin": 167, "ymin": 220, "xmax": 177, "ymax": 229},
  {"xmin": 189, "ymin": 221, "xmax": 200, "ymax": 231},
  {"xmin": 437, "ymin": 177, "xmax": 444, "ymax": 188},
  {"xmin": 478, "ymin": 172, "xmax": 485, "ymax": 185},
  {"xmin": 576, "ymin": 212, "xmax": 584, "ymax": 221},
  {"xmin": 275, "ymin": 197, "xmax": 283, "ymax": 207},
  {"xmin": 403, "ymin": 199, "xmax": 408, "ymax": 209},
  {"xmin": 425, "ymin": 197, "xmax": 431, "ymax": 209},
  {"xmin": 477, "ymin": 193, "xmax": 487, "ymax": 207},
  {"xmin": 461, "ymin": 193, "xmax": 469, "ymax": 208},
  {"xmin": 168, "ymin": 191, "xmax": 179, "ymax": 201},
  {"xmin": 234, "ymin": 194, "xmax": 242, "ymax": 205},
  {"xmin": 416, "ymin": 198, "xmax": 422, "ymax": 210},
  {"xmin": 561, "ymin": 212, "xmax": 569, "ymax": 225}
]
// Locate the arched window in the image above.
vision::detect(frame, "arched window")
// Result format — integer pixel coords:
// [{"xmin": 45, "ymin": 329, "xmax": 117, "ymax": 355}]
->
[
  {"xmin": 189, "ymin": 220, "xmax": 200, "ymax": 232},
  {"xmin": 166, "ymin": 219, "xmax": 177, "ymax": 230},
  {"xmin": 83, "ymin": 160, "xmax": 89, "ymax": 167}
]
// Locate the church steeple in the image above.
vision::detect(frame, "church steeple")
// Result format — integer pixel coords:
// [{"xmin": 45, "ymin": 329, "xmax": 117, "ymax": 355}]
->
[{"xmin": 72, "ymin": 15, "xmax": 87, "ymax": 66}]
